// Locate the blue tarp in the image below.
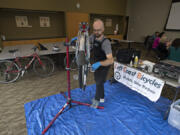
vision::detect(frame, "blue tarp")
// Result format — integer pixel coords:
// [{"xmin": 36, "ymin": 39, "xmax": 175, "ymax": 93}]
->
[{"xmin": 24, "ymin": 81, "xmax": 180, "ymax": 135}]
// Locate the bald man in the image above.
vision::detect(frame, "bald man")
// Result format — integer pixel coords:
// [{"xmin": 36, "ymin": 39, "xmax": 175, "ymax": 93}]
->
[{"xmin": 90, "ymin": 19, "xmax": 114, "ymax": 108}]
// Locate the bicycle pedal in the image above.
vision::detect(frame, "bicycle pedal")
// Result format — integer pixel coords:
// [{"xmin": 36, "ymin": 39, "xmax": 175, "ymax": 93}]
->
[{"xmin": 21, "ymin": 70, "xmax": 25, "ymax": 77}]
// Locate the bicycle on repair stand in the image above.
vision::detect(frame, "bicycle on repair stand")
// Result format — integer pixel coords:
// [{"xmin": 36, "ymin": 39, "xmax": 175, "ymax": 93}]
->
[
  {"xmin": 0, "ymin": 46, "xmax": 54, "ymax": 83},
  {"xmin": 63, "ymin": 22, "xmax": 91, "ymax": 90},
  {"xmin": 75, "ymin": 22, "xmax": 91, "ymax": 90}
]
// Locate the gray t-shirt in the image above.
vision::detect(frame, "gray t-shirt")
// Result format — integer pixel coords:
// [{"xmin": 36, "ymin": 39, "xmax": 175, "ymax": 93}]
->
[{"xmin": 89, "ymin": 34, "xmax": 112, "ymax": 55}]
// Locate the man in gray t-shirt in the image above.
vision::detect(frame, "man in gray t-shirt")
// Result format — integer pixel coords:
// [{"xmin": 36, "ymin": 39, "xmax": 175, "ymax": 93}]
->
[
  {"xmin": 89, "ymin": 34, "xmax": 112, "ymax": 56},
  {"xmin": 90, "ymin": 19, "xmax": 114, "ymax": 108}
]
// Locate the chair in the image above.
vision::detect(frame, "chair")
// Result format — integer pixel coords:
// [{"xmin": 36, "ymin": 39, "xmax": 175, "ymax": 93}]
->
[
  {"xmin": 145, "ymin": 36, "xmax": 154, "ymax": 56},
  {"xmin": 152, "ymin": 48, "xmax": 161, "ymax": 62}
]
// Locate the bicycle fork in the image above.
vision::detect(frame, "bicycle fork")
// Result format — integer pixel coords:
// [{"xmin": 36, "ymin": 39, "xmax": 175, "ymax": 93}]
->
[{"xmin": 19, "ymin": 56, "xmax": 35, "ymax": 77}]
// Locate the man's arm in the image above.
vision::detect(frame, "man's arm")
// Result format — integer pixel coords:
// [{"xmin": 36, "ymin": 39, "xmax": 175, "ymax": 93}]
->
[
  {"xmin": 100, "ymin": 53, "xmax": 114, "ymax": 66},
  {"xmin": 100, "ymin": 39, "xmax": 114, "ymax": 66}
]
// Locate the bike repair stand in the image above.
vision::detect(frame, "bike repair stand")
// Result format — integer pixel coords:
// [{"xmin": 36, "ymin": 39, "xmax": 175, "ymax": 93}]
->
[{"xmin": 42, "ymin": 38, "xmax": 104, "ymax": 135}]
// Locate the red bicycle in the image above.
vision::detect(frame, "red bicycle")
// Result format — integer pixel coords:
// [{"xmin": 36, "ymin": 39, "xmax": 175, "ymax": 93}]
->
[{"xmin": 0, "ymin": 46, "xmax": 55, "ymax": 83}]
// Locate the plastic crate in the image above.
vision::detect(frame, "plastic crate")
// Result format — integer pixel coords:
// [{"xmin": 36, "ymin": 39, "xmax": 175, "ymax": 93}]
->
[{"xmin": 168, "ymin": 99, "xmax": 180, "ymax": 130}]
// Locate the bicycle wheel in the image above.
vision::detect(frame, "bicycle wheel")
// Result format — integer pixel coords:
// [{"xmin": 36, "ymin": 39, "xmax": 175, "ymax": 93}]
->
[
  {"xmin": 0, "ymin": 60, "xmax": 20, "ymax": 83},
  {"xmin": 78, "ymin": 64, "xmax": 88, "ymax": 90},
  {"xmin": 64, "ymin": 54, "xmax": 78, "ymax": 70},
  {"xmin": 78, "ymin": 65, "xmax": 84, "ymax": 89},
  {"xmin": 33, "ymin": 56, "xmax": 55, "ymax": 77}
]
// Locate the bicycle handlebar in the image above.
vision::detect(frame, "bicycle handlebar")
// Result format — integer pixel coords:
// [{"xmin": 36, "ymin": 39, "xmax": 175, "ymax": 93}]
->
[{"xmin": 32, "ymin": 46, "xmax": 38, "ymax": 52}]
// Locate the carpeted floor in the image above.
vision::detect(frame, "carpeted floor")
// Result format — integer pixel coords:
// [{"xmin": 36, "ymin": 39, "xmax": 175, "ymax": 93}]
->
[{"xmin": 0, "ymin": 43, "xmax": 179, "ymax": 135}]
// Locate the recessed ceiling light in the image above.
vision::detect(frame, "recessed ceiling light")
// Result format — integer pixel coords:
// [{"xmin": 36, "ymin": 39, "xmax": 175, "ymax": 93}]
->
[{"xmin": 76, "ymin": 2, "xmax": 80, "ymax": 9}]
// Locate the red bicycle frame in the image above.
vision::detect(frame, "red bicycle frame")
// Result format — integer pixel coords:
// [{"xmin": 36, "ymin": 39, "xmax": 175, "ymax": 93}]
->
[
  {"xmin": 6, "ymin": 52, "xmax": 44, "ymax": 74},
  {"xmin": 15, "ymin": 53, "xmax": 43, "ymax": 70}
]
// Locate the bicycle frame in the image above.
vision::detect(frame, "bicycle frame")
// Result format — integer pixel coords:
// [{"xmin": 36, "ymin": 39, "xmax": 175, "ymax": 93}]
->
[
  {"xmin": 6, "ymin": 52, "xmax": 43, "ymax": 75},
  {"xmin": 75, "ymin": 23, "xmax": 90, "ymax": 65},
  {"xmin": 16, "ymin": 53, "xmax": 43, "ymax": 70},
  {"xmin": 75, "ymin": 22, "xmax": 90, "ymax": 90}
]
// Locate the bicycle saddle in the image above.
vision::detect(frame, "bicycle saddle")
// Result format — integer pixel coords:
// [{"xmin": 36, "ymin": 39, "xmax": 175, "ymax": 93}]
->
[{"xmin": 9, "ymin": 49, "xmax": 19, "ymax": 53}]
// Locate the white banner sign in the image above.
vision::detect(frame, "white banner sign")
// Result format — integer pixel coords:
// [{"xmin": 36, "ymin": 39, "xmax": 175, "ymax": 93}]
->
[{"xmin": 114, "ymin": 62, "xmax": 165, "ymax": 102}]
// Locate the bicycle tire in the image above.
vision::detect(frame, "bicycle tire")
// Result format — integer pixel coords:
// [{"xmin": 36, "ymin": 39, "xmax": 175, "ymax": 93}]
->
[
  {"xmin": 83, "ymin": 64, "xmax": 88, "ymax": 90},
  {"xmin": 33, "ymin": 56, "xmax": 55, "ymax": 77},
  {"xmin": 78, "ymin": 64, "xmax": 88, "ymax": 90},
  {"xmin": 0, "ymin": 60, "xmax": 20, "ymax": 83},
  {"xmin": 78, "ymin": 65, "xmax": 83, "ymax": 89}
]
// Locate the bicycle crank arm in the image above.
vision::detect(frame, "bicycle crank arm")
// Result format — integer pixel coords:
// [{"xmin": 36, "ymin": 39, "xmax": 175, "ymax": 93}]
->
[{"xmin": 21, "ymin": 70, "xmax": 26, "ymax": 77}]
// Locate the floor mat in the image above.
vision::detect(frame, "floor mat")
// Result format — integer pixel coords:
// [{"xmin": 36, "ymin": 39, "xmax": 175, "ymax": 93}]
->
[{"xmin": 24, "ymin": 81, "xmax": 180, "ymax": 135}]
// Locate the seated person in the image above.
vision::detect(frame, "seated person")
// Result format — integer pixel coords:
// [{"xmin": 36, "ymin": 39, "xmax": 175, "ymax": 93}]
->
[
  {"xmin": 156, "ymin": 41, "xmax": 170, "ymax": 60},
  {"xmin": 152, "ymin": 31, "xmax": 160, "ymax": 41},
  {"xmin": 144, "ymin": 31, "xmax": 159, "ymax": 49},
  {"xmin": 152, "ymin": 32, "xmax": 165, "ymax": 49},
  {"xmin": 168, "ymin": 38, "xmax": 180, "ymax": 62}
]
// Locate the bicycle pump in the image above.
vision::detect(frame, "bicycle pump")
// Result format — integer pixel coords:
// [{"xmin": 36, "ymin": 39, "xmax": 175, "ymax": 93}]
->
[{"xmin": 41, "ymin": 38, "xmax": 104, "ymax": 135}]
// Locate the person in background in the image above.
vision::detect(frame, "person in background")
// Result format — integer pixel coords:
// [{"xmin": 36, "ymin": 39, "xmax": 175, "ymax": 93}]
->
[
  {"xmin": 152, "ymin": 32, "xmax": 165, "ymax": 49},
  {"xmin": 168, "ymin": 38, "xmax": 180, "ymax": 62},
  {"xmin": 156, "ymin": 40, "xmax": 171, "ymax": 60},
  {"xmin": 90, "ymin": 19, "xmax": 114, "ymax": 108},
  {"xmin": 152, "ymin": 31, "xmax": 160, "ymax": 41},
  {"xmin": 144, "ymin": 31, "xmax": 159, "ymax": 51}
]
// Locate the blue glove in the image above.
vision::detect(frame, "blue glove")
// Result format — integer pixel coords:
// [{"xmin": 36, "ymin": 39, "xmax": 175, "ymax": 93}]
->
[
  {"xmin": 70, "ymin": 37, "xmax": 77, "ymax": 43},
  {"xmin": 92, "ymin": 62, "xmax": 101, "ymax": 71}
]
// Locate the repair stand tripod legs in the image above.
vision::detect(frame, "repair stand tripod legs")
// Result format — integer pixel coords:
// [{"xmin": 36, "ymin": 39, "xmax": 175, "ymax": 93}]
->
[{"xmin": 41, "ymin": 38, "xmax": 104, "ymax": 135}]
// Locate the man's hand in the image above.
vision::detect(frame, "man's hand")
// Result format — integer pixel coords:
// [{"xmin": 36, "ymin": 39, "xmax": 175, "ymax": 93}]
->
[
  {"xmin": 71, "ymin": 37, "xmax": 77, "ymax": 42},
  {"xmin": 92, "ymin": 54, "xmax": 114, "ymax": 71},
  {"xmin": 92, "ymin": 62, "xmax": 101, "ymax": 71},
  {"xmin": 70, "ymin": 37, "xmax": 77, "ymax": 45}
]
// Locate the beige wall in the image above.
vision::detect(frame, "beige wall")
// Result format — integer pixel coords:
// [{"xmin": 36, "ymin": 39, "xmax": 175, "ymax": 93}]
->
[
  {"xmin": 0, "ymin": 0, "xmax": 127, "ymax": 15},
  {"xmin": 0, "ymin": 9, "xmax": 65, "ymax": 40},
  {"xmin": 127, "ymin": 0, "xmax": 180, "ymax": 42},
  {"xmin": 90, "ymin": 14, "xmax": 124, "ymax": 35},
  {"xmin": 0, "ymin": 0, "xmax": 127, "ymax": 40}
]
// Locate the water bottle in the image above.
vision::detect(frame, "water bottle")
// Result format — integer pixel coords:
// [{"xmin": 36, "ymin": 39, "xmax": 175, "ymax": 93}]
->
[
  {"xmin": 134, "ymin": 56, "xmax": 138, "ymax": 68},
  {"xmin": 132, "ymin": 53, "xmax": 134, "ymax": 64},
  {"xmin": 129, "ymin": 60, "xmax": 133, "ymax": 67},
  {"xmin": 73, "ymin": 74, "xmax": 78, "ymax": 80}
]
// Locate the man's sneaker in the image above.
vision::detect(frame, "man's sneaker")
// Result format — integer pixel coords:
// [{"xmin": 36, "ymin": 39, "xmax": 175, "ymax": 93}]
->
[
  {"xmin": 100, "ymin": 98, "xmax": 105, "ymax": 103},
  {"xmin": 90, "ymin": 99, "xmax": 100, "ymax": 108}
]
